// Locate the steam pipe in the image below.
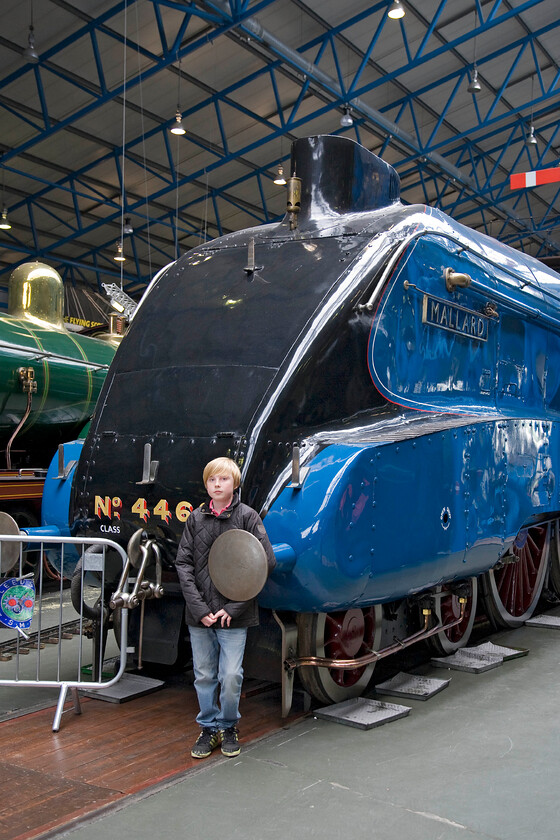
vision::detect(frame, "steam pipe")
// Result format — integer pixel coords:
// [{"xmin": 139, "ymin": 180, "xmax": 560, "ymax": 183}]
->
[
  {"xmin": 285, "ymin": 601, "xmax": 466, "ymax": 672},
  {"xmin": 5, "ymin": 390, "xmax": 33, "ymax": 470}
]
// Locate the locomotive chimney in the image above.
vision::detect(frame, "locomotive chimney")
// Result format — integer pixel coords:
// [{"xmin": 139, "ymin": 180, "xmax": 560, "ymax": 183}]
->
[{"xmin": 286, "ymin": 135, "xmax": 400, "ymax": 230}]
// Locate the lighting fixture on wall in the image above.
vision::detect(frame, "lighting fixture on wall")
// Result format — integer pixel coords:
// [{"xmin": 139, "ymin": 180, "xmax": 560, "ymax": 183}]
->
[
  {"xmin": 387, "ymin": 0, "xmax": 405, "ymax": 19},
  {"xmin": 273, "ymin": 164, "xmax": 286, "ymax": 185},
  {"xmin": 0, "ymin": 207, "xmax": 11, "ymax": 230},
  {"xmin": 340, "ymin": 107, "xmax": 353, "ymax": 127},
  {"xmin": 113, "ymin": 241, "xmax": 126, "ymax": 262}
]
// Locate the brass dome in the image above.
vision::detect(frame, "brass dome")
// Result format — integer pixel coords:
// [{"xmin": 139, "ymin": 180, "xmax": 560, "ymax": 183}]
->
[{"xmin": 8, "ymin": 262, "xmax": 65, "ymax": 328}]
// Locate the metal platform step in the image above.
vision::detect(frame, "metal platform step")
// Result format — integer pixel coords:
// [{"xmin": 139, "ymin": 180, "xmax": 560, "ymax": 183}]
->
[
  {"xmin": 313, "ymin": 697, "xmax": 411, "ymax": 730},
  {"xmin": 431, "ymin": 647, "xmax": 504, "ymax": 673},
  {"xmin": 374, "ymin": 672, "xmax": 451, "ymax": 700},
  {"xmin": 80, "ymin": 672, "xmax": 165, "ymax": 703},
  {"xmin": 471, "ymin": 641, "xmax": 529, "ymax": 660},
  {"xmin": 525, "ymin": 614, "xmax": 560, "ymax": 629}
]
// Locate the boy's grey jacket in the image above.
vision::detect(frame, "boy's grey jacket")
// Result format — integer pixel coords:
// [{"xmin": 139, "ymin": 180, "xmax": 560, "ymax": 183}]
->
[{"xmin": 175, "ymin": 491, "xmax": 276, "ymax": 628}]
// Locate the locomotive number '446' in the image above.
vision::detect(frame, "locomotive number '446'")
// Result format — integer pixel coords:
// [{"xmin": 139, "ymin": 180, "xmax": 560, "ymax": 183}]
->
[{"xmin": 94, "ymin": 495, "xmax": 193, "ymax": 524}]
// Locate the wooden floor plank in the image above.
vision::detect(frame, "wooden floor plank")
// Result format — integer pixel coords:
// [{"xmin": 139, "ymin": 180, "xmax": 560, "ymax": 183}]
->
[
  {"xmin": 0, "ymin": 678, "xmax": 302, "ymax": 840},
  {"xmin": 0, "ymin": 765, "xmax": 121, "ymax": 840}
]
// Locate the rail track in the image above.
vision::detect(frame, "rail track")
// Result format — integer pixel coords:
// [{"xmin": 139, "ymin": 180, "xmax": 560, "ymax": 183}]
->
[{"xmin": 0, "ymin": 618, "xmax": 95, "ymax": 661}]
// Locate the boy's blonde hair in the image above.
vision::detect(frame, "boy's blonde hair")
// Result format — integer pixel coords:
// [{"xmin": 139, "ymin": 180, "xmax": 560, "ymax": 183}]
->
[{"xmin": 203, "ymin": 457, "xmax": 241, "ymax": 489}]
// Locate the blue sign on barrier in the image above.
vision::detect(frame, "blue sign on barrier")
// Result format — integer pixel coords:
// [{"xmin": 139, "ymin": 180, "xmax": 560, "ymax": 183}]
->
[{"xmin": 0, "ymin": 577, "xmax": 36, "ymax": 638}]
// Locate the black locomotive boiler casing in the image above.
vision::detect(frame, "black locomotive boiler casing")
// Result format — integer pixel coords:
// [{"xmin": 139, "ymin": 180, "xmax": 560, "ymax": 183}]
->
[{"xmin": 68, "ymin": 135, "xmax": 560, "ymax": 704}]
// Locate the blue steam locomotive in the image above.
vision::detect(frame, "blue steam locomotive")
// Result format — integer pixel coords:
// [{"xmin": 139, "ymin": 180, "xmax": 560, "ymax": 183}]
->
[{"xmin": 32, "ymin": 135, "xmax": 560, "ymax": 708}]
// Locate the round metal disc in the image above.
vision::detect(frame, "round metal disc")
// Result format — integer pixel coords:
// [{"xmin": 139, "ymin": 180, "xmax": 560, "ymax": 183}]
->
[
  {"xmin": 208, "ymin": 529, "xmax": 268, "ymax": 601},
  {"xmin": 0, "ymin": 512, "xmax": 23, "ymax": 574}
]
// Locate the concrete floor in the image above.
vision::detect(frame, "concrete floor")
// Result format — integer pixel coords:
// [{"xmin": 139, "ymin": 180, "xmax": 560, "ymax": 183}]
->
[{"xmin": 51, "ymin": 615, "xmax": 560, "ymax": 840}]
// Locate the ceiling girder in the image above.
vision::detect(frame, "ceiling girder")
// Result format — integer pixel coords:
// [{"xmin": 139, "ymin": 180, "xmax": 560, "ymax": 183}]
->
[{"xmin": 1, "ymin": 0, "xmax": 559, "ymax": 293}]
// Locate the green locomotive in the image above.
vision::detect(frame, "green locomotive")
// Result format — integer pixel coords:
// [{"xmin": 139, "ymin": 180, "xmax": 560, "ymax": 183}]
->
[{"xmin": 0, "ymin": 262, "xmax": 118, "ymax": 535}]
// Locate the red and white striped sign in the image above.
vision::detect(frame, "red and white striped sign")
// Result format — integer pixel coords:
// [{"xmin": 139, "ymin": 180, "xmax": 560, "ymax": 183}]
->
[{"xmin": 510, "ymin": 168, "xmax": 560, "ymax": 190}]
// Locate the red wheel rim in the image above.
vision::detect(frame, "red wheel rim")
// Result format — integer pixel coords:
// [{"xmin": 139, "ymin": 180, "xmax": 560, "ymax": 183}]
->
[
  {"xmin": 323, "ymin": 608, "xmax": 376, "ymax": 688},
  {"xmin": 439, "ymin": 586, "xmax": 474, "ymax": 643},
  {"xmin": 494, "ymin": 525, "xmax": 548, "ymax": 616}
]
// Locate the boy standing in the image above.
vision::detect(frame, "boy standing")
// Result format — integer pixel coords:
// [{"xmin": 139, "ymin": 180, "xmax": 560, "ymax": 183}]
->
[{"xmin": 175, "ymin": 457, "xmax": 276, "ymax": 759}]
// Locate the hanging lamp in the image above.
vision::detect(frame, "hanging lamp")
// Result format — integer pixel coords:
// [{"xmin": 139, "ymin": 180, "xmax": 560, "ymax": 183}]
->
[
  {"xmin": 274, "ymin": 164, "xmax": 287, "ymax": 185},
  {"xmin": 387, "ymin": 0, "xmax": 405, "ymax": 19},
  {"xmin": 23, "ymin": 2, "xmax": 39, "ymax": 63},
  {"xmin": 526, "ymin": 125, "xmax": 537, "ymax": 146},
  {"xmin": 468, "ymin": 65, "xmax": 481, "ymax": 93},
  {"xmin": 170, "ymin": 108, "xmax": 186, "ymax": 135},
  {"xmin": 526, "ymin": 75, "xmax": 538, "ymax": 147},
  {"xmin": 467, "ymin": 10, "xmax": 481, "ymax": 94},
  {"xmin": 170, "ymin": 54, "xmax": 186, "ymax": 135},
  {"xmin": 340, "ymin": 107, "xmax": 353, "ymax": 127},
  {"xmin": 0, "ymin": 207, "xmax": 11, "ymax": 231}
]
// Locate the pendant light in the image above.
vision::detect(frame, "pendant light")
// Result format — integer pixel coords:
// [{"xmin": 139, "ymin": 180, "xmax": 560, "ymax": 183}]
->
[
  {"xmin": 23, "ymin": 1, "xmax": 39, "ymax": 63},
  {"xmin": 467, "ymin": 10, "xmax": 481, "ymax": 93},
  {"xmin": 0, "ymin": 173, "xmax": 11, "ymax": 230},
  {"xmin": 170, "ymin": 109, "xmax": 186, "ymax": 135},
  {"xmin": 273, "ymin": 164, "xmax": 286, "ymax": 185},
  {"xmin": 170, "ymin": 54, "xmax": 186, "ymax": 135},
  {"xmin": 0, "ymin": 207, "xmax": 11, "ymax": 231},
  {"xmin": 526, "ymin": 75, "xmax": 538, "ymax": 147},
  {"xmin": 340, "ymin": 107, "xmax": 353, "ymax": 127},
  {"xmin": 387, "ymin": 1, "xmax": 405, "ymax": 20},
  {"xmin": 526, "ymin": 125, "xmax": 537, "ymax": 146}
]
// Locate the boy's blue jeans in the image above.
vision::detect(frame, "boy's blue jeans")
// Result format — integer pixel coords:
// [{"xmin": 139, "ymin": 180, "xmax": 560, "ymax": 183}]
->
[{"xmin": 188, "ymin": 625, "xmax": 248, "ymax": 730}]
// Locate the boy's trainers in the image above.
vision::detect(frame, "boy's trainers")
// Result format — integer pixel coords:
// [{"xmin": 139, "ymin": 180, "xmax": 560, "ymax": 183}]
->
[
  {"xmin": 220, "ymin": 726, "xmax": 241, "ymax": 757},
  {"xmin": 191, "ymin": 728, "xmax": 221, "ymax": 759}
]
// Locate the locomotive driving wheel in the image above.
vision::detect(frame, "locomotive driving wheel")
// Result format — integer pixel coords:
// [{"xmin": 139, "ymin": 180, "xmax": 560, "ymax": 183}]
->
[
  {"xmin": 426, "ymin": 578, "xmax": 478, "ymax": 656},
  {"xmin": 296, "ymin": 606, "xmax": 383, "ymax": 705},
  {"xmin": 481, "ymin": 523, "xmax": 550, "ymax": 628},
  {"xmin": 547, "ymin": 519, "xmax": 560, "ymax": 598}
]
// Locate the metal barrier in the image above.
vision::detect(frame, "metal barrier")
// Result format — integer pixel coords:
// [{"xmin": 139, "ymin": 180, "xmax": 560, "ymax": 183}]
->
[{"xmin": 0, "ymin": 534, "xmax": 129, "ymax": 731}]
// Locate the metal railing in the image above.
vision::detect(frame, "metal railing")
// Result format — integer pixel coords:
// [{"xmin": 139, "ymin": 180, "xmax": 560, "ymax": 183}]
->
[{"xmin": 0, "ymin": 534, "xmax": 129, "ymax": 731}]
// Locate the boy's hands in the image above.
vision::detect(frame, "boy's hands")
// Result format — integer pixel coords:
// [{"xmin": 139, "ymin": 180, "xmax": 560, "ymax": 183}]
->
[
  {"xmin": 201, "ymin": 609, "xmax": 231, "ymax": 627},
  {"xmin": 201, "ymin": 614, "xmax": 216, "ymax": 627},
  {"xmin": 212, "ymin": 609, "xmax": 232, "ymax": 627}
]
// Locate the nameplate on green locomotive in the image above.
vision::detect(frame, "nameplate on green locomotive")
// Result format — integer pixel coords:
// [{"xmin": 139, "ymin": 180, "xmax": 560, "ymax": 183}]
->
[{"xmin": 422, "ymin": 294, "xmax": 489, "ymax": 341}]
